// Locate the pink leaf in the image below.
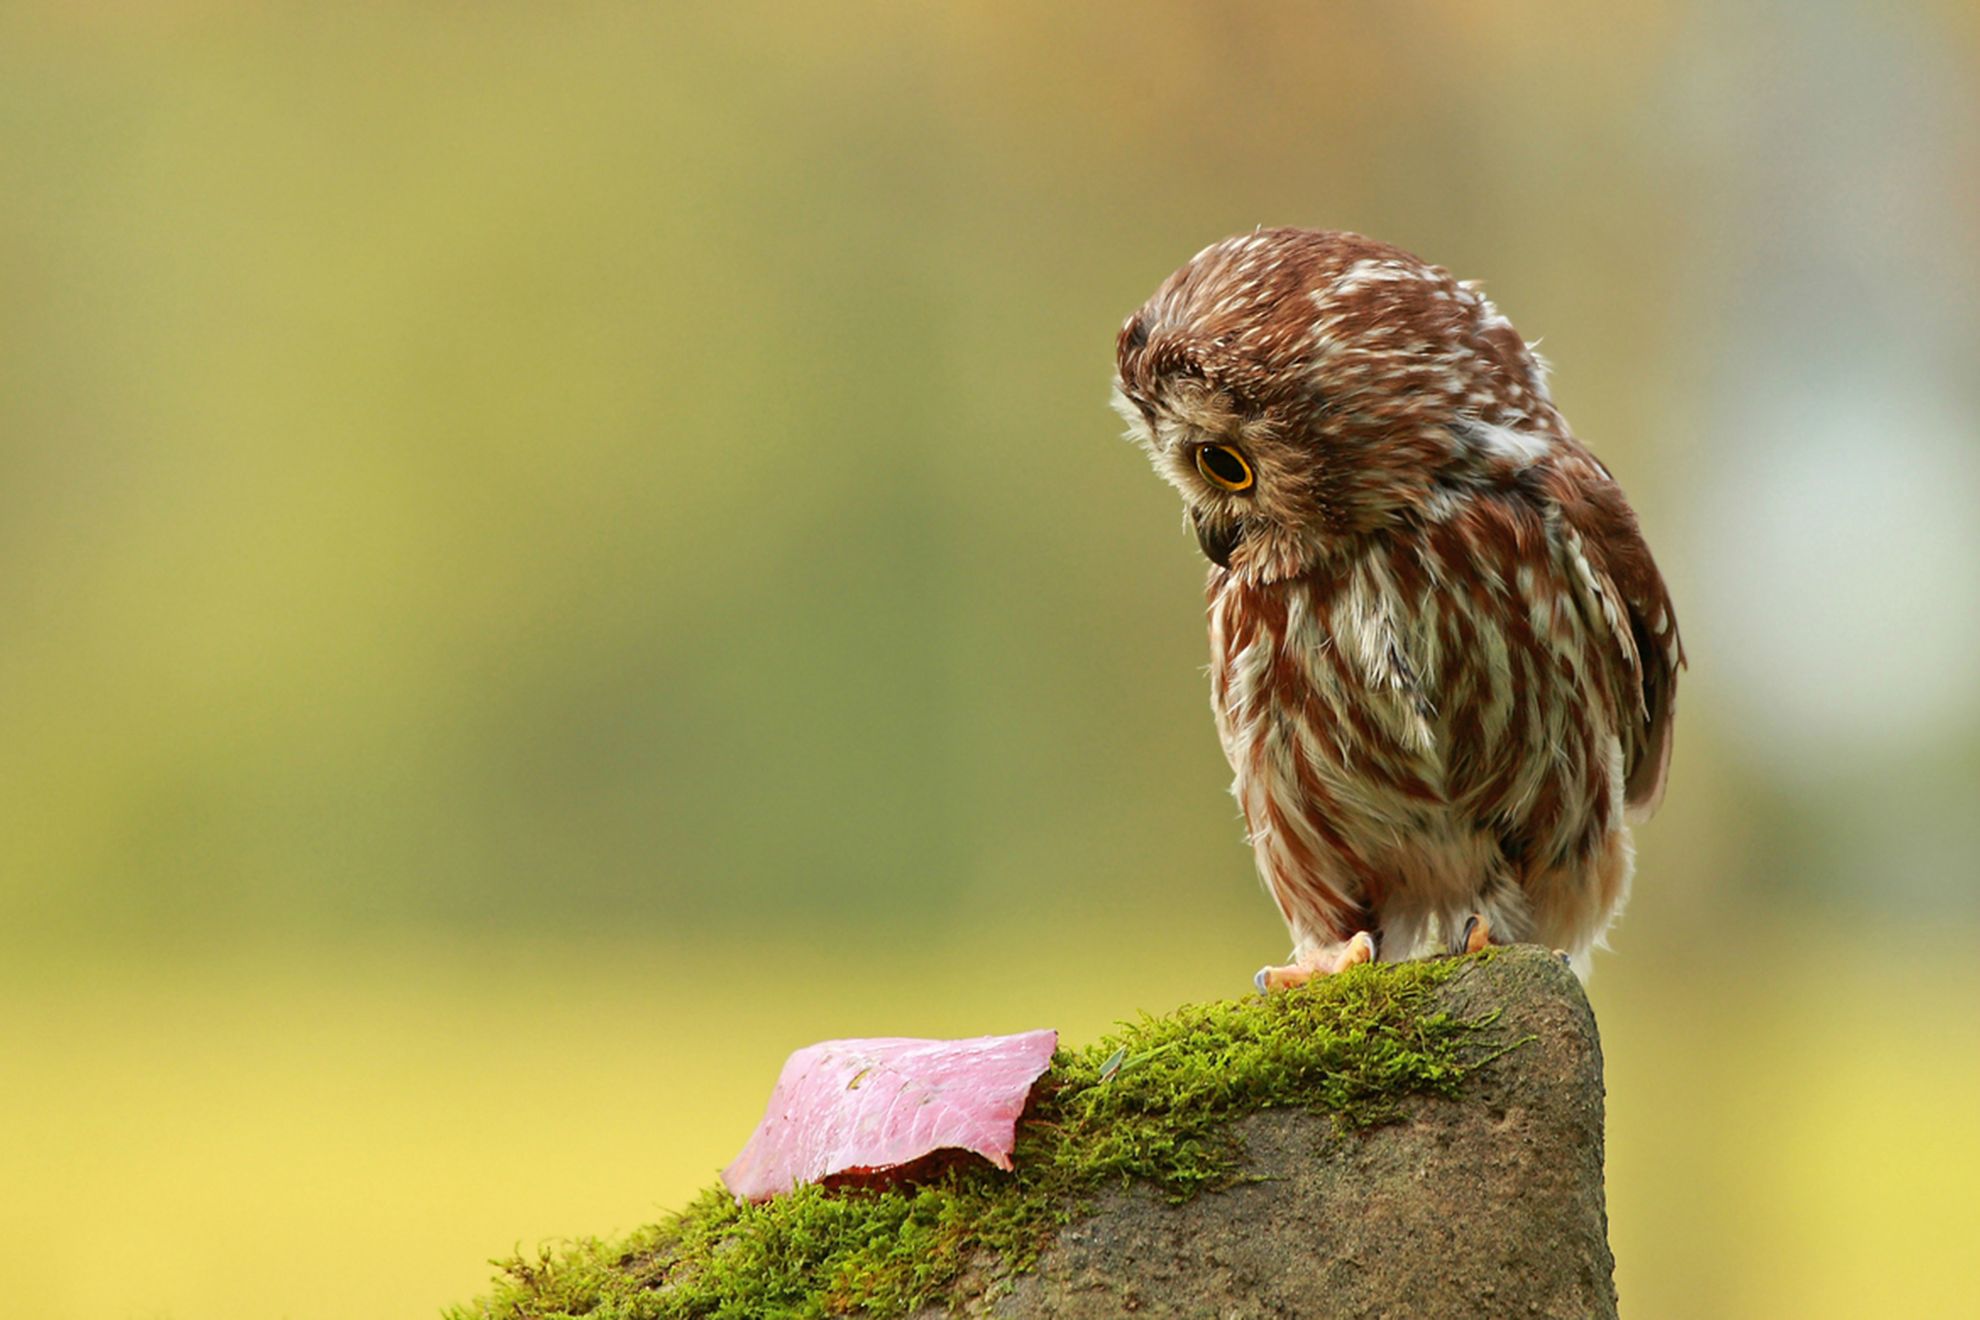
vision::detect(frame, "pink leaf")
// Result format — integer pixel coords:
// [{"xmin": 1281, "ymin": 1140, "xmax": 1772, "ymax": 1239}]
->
[{"xmin": 721, "ymin": 1029, "xmax": 1058, "ymax": 1203}]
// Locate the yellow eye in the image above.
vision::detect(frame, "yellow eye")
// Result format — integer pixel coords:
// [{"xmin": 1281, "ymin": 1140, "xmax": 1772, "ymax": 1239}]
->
[{"xmin": 1194, "ymin": 444, "xmax": 1254, "ymax": 493}]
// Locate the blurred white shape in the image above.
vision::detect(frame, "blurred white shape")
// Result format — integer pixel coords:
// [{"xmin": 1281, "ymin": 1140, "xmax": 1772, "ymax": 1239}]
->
[
  {"xmin": 1670, "ymin": 3, "xmax": 1980, "ymax": 793},
  {"xmin": 1693, "ymin": 380, "xmax": 1980, "ymax": 780}
]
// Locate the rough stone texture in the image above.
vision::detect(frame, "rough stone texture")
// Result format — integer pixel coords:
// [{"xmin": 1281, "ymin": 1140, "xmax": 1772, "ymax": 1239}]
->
[{"xmin": 935, "ymin": 948, "xmax": 1616, "ymax": 1319}]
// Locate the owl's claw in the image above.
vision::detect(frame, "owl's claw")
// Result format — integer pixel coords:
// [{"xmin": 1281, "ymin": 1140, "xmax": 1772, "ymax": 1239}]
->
[
  {"xmin": 1254, "ymin": 930, "xmax": 1377, "ymax": 993},
  {"xmin": 1460, "ymin": 912, "xmax": 1493, "ymax": 956}
]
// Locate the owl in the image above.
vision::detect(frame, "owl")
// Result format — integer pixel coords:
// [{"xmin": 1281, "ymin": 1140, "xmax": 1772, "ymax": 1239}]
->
[{"xmin": 1113, "ymin": 229, "xmax": 1683, "ymax": 987}]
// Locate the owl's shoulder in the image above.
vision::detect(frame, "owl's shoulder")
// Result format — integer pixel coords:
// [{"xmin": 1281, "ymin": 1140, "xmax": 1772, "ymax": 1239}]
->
[{"xmin": 1535, "ymin": 445, "xmax": 1686, "ymax": 814}]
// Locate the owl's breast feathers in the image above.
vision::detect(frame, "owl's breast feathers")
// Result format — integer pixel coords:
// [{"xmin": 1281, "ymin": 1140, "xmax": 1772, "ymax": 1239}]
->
[{"xmin": 1207, "ymin": 450, "xmax": 1682, "ymax": 941}]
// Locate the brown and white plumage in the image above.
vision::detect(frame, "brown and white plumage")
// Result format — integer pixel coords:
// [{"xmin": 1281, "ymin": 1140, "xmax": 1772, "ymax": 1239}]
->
[{"xmin": 1113, "ymin": 229, "xmax": 1682, "ymax": 982}]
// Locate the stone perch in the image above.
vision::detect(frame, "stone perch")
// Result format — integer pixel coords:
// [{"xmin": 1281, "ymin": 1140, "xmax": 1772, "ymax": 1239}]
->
[
  {"xmin": 451, "ymin": 948, "xmax": 1616, "ymax": 1319},
  {"xmin": 969, "ymin": 948, "xmax": 1616, "ymax": 1319}
]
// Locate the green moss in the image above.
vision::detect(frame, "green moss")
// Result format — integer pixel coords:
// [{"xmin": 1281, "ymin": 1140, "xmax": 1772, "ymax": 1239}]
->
[{"xmin": 449, "ymin": 955, "xmax": 1514, "ymax": 1320}]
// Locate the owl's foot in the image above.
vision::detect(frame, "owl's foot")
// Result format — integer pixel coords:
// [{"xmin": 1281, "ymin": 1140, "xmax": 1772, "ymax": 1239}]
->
[
  {"xmin": 1254, "ymin": 930, "xmax": 1376, "ymax": 993},
  {"xmin": 1458, "ymin": 912, "xmax": 1494, "ymax": 956}
]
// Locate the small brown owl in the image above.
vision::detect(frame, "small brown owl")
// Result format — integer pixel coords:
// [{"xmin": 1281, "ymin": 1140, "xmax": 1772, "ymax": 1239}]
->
[{"xmin": 1113, "ymin": 229, "xmax": 1683, "ymax": 988}]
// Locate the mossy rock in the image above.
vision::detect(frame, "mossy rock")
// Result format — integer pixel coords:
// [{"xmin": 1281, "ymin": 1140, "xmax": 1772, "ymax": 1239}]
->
[{"xmin": 451, "ymin": 946, "xmax": 1614, "ymax": 1319}]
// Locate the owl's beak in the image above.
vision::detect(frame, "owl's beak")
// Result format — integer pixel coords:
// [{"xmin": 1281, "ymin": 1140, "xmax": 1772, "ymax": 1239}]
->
[{"xmin": 1191, "ymin": 508, "xmax": 1243, "ymax": 568}]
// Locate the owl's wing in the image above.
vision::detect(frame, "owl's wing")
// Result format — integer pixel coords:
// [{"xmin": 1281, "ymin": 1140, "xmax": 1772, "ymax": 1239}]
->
[{"xmin": 1546, "ymin": 450, "xmax": 1686, "ymax": 820}]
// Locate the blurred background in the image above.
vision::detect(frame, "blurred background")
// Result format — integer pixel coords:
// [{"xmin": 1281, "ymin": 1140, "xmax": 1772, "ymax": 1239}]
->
[{"xmin": 3, "ymin": 2, "xmax": 1977, "ymax": 1316}]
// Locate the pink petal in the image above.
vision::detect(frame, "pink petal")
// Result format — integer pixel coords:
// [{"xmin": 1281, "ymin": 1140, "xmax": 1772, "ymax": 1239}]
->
[{"xmin": 721, "ymin": 1029, "xmax": 1058, "ymax": 1203}]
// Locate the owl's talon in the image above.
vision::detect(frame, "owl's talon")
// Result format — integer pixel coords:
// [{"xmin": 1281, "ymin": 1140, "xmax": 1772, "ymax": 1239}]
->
[
  {"xmin": 1460, "ymin": 912, "xmax": 1493, "ymax": 955},
  {"xmin": 1554, "ymin": 948, "xmax": 1572, "ymax": 967},
  {"xmin": 1255, "ymin": 930, "xmax": 1376, "ymax": 993},
  {"xmin": 1256, "ymin": 963, "xmax": 1305, "ymax": 993}
]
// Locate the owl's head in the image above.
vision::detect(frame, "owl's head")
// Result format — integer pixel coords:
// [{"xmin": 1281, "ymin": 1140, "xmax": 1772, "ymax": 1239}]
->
[{"xmin": 1111, "ymin": 228, "xmax": 1562, "ymax": 580}]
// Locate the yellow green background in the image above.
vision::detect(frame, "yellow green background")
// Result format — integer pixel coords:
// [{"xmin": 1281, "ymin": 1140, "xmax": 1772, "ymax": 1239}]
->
[{"xmin": 5, "ymin": 4, "xmax": 1978, "ymax": 1316}]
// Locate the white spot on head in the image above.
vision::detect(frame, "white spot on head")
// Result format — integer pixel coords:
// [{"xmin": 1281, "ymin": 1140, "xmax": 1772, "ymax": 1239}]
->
[
  {"xmin": 1329, "ymin": 257, "xmax": 1431, "ymax": 298},
  {"xmin": 1457, "ymin": 419, "xmax": 1554, "ymax": 468}
]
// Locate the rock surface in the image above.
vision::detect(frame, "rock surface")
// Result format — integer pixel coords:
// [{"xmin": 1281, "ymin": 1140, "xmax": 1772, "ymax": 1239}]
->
[{"xmin": 929, "ymin": 949, "xmax": 1617, "ymax": 1319}]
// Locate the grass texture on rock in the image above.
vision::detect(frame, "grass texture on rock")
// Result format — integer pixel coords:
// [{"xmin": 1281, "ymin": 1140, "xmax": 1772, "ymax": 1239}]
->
[{"xmin": 450, "ymin": 954, "xmax": 1515, "ymax": 1320}]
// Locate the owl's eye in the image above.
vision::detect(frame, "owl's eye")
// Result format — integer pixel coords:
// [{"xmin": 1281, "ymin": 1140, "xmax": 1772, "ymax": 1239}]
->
[{"xmin": 1194, "ymin": 444, "xmax": 1255, "ymax": 493}]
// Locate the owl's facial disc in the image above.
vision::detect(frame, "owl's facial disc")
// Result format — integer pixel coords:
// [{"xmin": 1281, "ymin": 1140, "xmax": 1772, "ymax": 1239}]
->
[{"xmin": 1190, "ymin": 506, "xmax": 1244, "ymax": 568}]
